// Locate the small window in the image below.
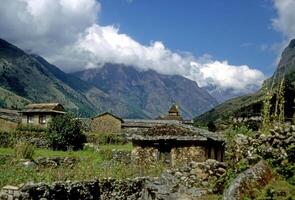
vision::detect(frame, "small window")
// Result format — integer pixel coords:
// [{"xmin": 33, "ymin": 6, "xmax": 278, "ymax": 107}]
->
[
  {"xmin": 27, "ymin": 115, "xmax": 34, "ymax": 124},
  {"xmin": 39, "ymin": 115, "xmax": 46, "ymax": 124}
]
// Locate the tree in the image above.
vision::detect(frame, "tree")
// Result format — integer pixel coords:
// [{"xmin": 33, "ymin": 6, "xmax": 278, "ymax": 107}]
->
[
  {"xmin": 207, "ymin": 120, "xmax": 217, "ymax": 132},
  {"xmin": 47, "ymin": 113, "xmax": 86, "ymax": 151}
]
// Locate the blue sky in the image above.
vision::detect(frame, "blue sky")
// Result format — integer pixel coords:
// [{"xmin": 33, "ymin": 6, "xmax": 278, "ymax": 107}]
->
[
  {"xmin": 99, "ymin": 0, "xmax": 283, "ymax": 76},
  {"xmin": 1, "ymin": 0, "xmax": 294, "ymax": 94}
]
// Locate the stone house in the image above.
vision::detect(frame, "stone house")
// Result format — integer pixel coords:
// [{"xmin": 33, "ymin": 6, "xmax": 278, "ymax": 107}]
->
[
  {"xmin": 0, "ymin": 108, "xmax": 21, "ymax": 131},
  {"xmin": 90, "ymin": 112, "xmax": 123, "ymax": 133},
  {"xmin": 20, "ymin": 103, "xmax": 65, "ymax": 127},
  {"xmin": 131, "ymin": 124, "xmax": 224, "ymax": 167}
]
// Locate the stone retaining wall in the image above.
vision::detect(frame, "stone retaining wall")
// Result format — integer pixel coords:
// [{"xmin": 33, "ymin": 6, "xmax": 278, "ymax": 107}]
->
[{"xmin": 0, "ymin": 159, "xmax": 227, "ymax": 200}]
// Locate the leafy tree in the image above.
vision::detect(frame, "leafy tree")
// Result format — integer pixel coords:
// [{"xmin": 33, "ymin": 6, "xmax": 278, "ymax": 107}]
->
[{"xmin": 47, "ymin": 113, "xmax": 86, "ymax": 151}]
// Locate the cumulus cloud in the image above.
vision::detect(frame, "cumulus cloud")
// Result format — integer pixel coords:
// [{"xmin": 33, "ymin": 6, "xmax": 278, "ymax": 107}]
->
[{"xmin": 0, "ymin": 0, "xmax": 265, "ymax": 94}]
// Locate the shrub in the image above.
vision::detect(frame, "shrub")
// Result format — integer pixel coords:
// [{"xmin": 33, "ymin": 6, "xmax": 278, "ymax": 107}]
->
[
  {"xmin": 0, "ymin": 132, "xmax": 13, "ymax": 147},
  {"xmin": 47, "ymin": 113, "xmax": 86, "ymax": 151},
  {"xmin": 14, "ymin": 142, "xmax": 35, "ymax": 160}
]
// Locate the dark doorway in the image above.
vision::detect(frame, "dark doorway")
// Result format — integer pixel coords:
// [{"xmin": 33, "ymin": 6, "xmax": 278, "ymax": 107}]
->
[{"xmin": 158, "ymin": 144, "xmax": 172, "ymax": 165}]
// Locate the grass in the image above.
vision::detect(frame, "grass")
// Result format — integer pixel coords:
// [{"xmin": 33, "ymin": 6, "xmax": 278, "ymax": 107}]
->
[
  {"xmin": 0, "ymin": 143, "xmax": 167, "ymax": 188},
  {"xmin": 245, "ymin": 174, "xmax": 295, "ymax": 200}
]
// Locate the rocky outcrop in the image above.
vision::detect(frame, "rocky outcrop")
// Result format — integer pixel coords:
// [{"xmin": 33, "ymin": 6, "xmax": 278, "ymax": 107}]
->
[{"xmin": 223, "ymin": 160, "xmax": 273, "ymax": 200}]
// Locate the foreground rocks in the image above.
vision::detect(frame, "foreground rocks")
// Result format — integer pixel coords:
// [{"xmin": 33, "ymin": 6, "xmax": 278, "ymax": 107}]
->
[{"xmin": 223, "ymin": 160, "xmax": 273, "ymax": 200}]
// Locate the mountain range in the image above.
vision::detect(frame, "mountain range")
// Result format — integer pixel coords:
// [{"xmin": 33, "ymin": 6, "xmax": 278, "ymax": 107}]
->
[{"xmin": 0, "ymin": 38, "xmax": 218, "ymax": 119}]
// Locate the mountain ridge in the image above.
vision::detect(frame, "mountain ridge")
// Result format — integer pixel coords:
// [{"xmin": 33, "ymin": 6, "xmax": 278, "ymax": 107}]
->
[{"xmin": 0, "ymin": 38, "xmax": 218, "ymax": 118}]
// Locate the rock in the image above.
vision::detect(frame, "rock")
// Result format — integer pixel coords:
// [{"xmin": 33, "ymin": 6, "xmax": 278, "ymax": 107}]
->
[
  {"xmin": 19, "ymin": 160, "xmax": 37, "ymax": 169},
  {"xmin": 223, "ymin": 160, "xmax": 273, "ymax": 200}
]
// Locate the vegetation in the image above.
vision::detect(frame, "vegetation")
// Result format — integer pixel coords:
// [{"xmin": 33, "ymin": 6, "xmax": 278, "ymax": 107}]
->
[
  {"xmin": 86, "ymin": 132, "xmax": 127, "ymax": 145},
  {"xmin": 246, "ymin": 175, "xmax": 295, "ymax": 200},
  {"xmin": 14, "ymin": 142, "xmax": 35, "ymax": 160},
  {"xmin": 0, "ymin": 143, "xmax": 167, "ymax": 188},
  {"xmin": 47, "ymin": 113, "xmax": 86, "ymax": 151}
]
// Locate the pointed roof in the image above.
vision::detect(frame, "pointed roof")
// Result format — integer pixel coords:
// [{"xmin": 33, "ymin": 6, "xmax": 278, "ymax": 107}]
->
[{"xmin": 92, "ymin": 112, "xmax": 123, "ymax": 123}]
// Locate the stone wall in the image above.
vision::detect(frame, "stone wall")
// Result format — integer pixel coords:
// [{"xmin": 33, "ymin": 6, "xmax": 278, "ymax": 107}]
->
[
  {"xmin": 131, "ymin": 147, "xmax": 159, "ymax": 166},
  {"xmin": 0, "ymin": 179, "xmax": 147, "ymax": 200},
  {"xmin": 111, "ymin": 150, "xmax": 131, "ymax": 164},
  {"xmin": 0, "ymin": 160, "xmax": 227, "ymax": 200},
  {"xmin": 90, "ymin": 114, "xmax": 122, "ymax": 133},
  {"xmin": 132, "ymin": 146, "xmax": 208, "ymax": 167},
  {"xmin": 171, "ymin": 146, "xmax": 206, "ymax": 166}
]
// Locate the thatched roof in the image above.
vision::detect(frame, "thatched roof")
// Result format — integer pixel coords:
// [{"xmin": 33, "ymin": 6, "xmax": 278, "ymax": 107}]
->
[{"xmin": 20, "ymin": 103, "xmax": 65, "ymax": 114}]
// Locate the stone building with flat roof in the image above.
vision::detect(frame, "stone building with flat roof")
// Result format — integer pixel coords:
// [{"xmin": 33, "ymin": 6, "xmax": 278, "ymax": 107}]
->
[{"xmin": 131, "ymin": 124, "xmax": 225, "ymax": 167}]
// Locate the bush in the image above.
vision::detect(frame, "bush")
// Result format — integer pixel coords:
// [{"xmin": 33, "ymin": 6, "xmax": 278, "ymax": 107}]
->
[
  {"xmin": 86, "ymin": 132, "xmax": 127, "ymax": 145},
  {"xmin": 47, "ymin": 113, "xmax": 86, "ymax": 151},
  {"xmin": 14, "ymin": 142, "xmax": 35, "ymax": 160}
]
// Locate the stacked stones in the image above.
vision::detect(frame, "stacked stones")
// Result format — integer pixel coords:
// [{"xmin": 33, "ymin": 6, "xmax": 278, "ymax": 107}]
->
[
  {"xmin": 111, "ymin": 150, "xmax": 131, "ymax": 164},
  {"xmin": 34, "ymin": 157, "xmax": 78, "ymax": 168},
  {"xmin": 231, "ymin": 123, "xmax": 295, "ymax": 166},
  {"xmin": 0, "ymin": 181, "xmax": 100, "ymax": 200},
  {"xmin": 167, "ymin": 159, "xmax": 227, "ymax": 188}
]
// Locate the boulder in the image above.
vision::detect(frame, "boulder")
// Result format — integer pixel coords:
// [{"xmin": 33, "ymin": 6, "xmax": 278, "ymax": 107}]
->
[{"xmin": 223, "ymin": 160, "xmax": 273, "ymax": 200}]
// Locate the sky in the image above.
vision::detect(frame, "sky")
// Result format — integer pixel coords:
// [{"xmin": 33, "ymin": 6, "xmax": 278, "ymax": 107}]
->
[{"xmin": 0, "ymin": 0, "xmax": 295, "ymax": 95}]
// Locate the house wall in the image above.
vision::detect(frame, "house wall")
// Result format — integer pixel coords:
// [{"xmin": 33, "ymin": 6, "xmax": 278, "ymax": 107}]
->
[
  {"xmin": 21, "ymin": 114, "xmax": 53, "ymax": 128},
  {"xmin": 132, "ymin": 143, "xmax": 223, "ymax": 167},
  {"xmin": 171, "ymin": 146, "xmax": 206, "ymax": 166},
  {"xmin": 91, "ymin": 114, "xmax": 122, "ymax": 133},
  {"xmin": 131, "ymin": 146, "xmax": 159, "ymax": 166},
  {"xmin": 0, "ymin": 118, "xmax": 18, "ymax": 132}
]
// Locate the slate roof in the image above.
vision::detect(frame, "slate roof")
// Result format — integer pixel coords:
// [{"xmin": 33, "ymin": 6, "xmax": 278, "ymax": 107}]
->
[
  {"xmin": 131, "ymin": 124, "xmax": 224, "ymax": 142},
  {"xmin": 122, "ymin": 119, "xmax": 181, "ymax": 128}
]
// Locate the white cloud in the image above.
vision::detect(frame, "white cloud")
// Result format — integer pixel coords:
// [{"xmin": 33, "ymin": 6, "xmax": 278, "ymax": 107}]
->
[
  {"xmin": 0, "ymin": 0, "xmax": 100, "ymax": 55},
  {"xmin": 272, "ymin": 0, "xmax": 295, "ymax": 38},
  {"xmin": 0, "ymin": 0, "xmax": 265, "ymax": 95}
]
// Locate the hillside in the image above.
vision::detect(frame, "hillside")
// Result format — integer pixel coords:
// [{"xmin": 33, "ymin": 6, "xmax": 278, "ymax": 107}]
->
[
  {"xmin": 0, "ymin": 38, "xmax": 140, "ymax": 117},
  {"xmin": 196, "ymin": 39, "xmax": 295, "ymax": 125}
]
